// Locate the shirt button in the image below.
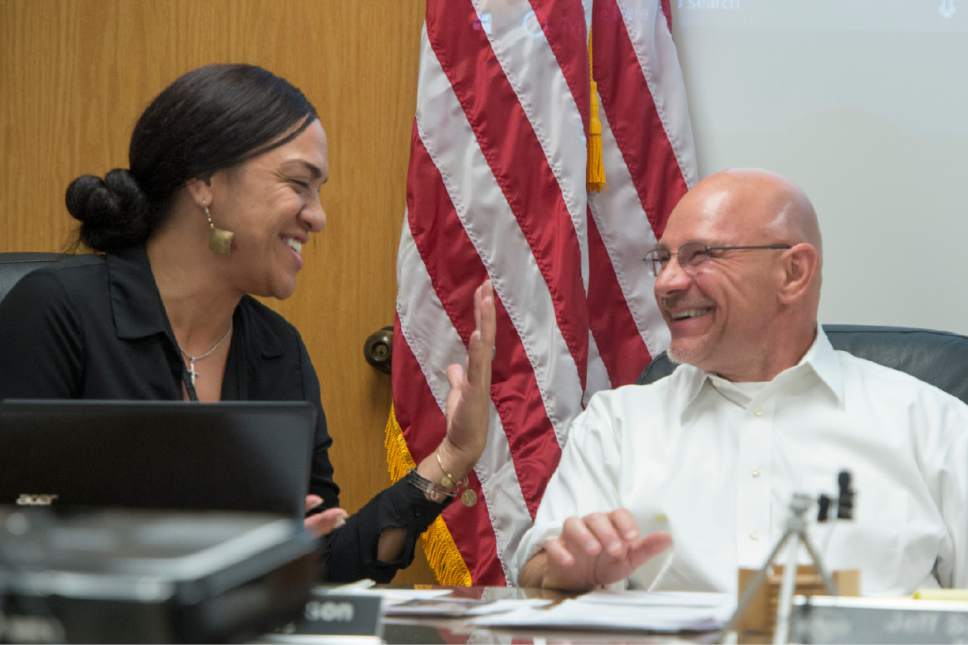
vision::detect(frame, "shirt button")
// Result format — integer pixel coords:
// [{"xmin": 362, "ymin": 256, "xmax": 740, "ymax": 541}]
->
[
  {"xmin": 752, "ymin": 469, "xmax": 761, "ymax": 478},
  {"xmin": 750, "ymin": 531, "xmax": 759, "ymax": 541},
  {"xmin": 753, "ymin": 409, "xmax": 763, "ymax": 417}
]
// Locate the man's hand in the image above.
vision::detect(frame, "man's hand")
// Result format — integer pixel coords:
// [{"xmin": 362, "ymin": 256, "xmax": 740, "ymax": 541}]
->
[
  {"xmin": 303, "ymin": 494, "xmax": 348, "ymax": 538},
  {"xmin": 520, "ymin": 509, "xmax": 672, "ymax": 591}
]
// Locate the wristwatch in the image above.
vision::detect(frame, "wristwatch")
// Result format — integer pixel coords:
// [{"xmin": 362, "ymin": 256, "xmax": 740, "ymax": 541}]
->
[{"xmin": 405, "ymin": 468, "xmax": 450, "ymax": 503}]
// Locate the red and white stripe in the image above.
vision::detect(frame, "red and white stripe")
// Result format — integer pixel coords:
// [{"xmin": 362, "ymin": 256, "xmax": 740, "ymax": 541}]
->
[{"xmin": 393, "ymin": 0, "xmax": 696, "ymax": 584}]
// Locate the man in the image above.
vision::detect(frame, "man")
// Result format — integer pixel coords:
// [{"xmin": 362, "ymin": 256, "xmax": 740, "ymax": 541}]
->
[{"xmin": 514, "ymin": 169, "xmax": 968, "ymax": 594}]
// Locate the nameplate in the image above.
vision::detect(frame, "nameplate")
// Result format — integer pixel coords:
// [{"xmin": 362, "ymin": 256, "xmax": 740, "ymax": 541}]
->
[
  {"xmin": 277, "ymin": 593, "xmax": 383, "ymax": 638},
  {"xmin": 793, "ymin": 595, "xmax": 968, "ymax": 644}
]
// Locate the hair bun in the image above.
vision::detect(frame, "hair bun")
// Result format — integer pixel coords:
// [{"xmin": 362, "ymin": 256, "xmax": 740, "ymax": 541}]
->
[{"xmin": 65, "ymin": 168, "xmax": 150, "ymax": 252}]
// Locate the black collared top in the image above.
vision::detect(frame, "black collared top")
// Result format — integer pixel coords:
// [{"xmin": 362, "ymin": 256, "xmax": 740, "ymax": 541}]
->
[{"xmin": 0, "ymin": 246, "xmax": 447, "ymax": 582}]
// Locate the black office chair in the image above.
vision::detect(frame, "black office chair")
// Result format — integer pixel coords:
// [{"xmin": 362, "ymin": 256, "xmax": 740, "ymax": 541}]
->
[
  {"xmin": 638, "ymin": 324, "xmax": 968, "ymax": 405},
  {"xmin": 0, "ymin": 252, "xmax": 72, "ymax": 305}
]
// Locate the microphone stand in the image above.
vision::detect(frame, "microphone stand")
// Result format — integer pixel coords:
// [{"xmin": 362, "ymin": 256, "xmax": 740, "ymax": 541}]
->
[
  {"xmin": 722, "ymin": 471, "xmax": 854, "ymax": 644},
  {"xmin": 720, "ymin": 493, "xmax": 838, "ymax": 645}
]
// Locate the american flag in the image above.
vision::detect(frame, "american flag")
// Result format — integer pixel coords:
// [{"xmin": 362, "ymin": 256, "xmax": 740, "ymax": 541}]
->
[{"xmin": 387, "ymin": 0, "xmax": 697, "ymax": 585}]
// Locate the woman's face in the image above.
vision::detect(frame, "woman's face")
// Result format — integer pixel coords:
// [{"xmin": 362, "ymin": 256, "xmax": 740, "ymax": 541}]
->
[{"xmin": 210, "ymin": 119, "xmax": 329, "ymax": 299}]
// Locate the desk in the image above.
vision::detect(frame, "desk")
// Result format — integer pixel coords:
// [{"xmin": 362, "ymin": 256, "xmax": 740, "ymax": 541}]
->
[{"xmin": 337, "ymin": 586, "xmax": 714, "ymax": 644}]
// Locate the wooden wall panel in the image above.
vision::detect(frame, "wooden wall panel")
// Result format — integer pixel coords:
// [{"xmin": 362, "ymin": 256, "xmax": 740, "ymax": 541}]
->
[{"xmin": 0, "ymin": 0, "xmax": 435, "ymax": 584}]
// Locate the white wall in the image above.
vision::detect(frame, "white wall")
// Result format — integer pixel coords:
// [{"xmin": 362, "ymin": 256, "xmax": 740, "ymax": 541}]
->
[{"xmin": 671, "ymin": 0, "xmax": 968, "ymax": 334}]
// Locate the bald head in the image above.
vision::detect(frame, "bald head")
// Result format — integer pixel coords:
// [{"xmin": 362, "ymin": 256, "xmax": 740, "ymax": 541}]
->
[
  {"xmin": 682, "ymin": 169, "xmax": 822, "ymax": 258},
  {"xmin": 654, "ymin": 169, "xmax": 824, "ymax": 381}
]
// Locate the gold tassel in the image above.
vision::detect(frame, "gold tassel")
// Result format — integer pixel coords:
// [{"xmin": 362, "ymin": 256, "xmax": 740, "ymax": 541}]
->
[
  {"xmin": 587, "ymin": 34, "xmax": 606, "ymax": 192},
  {"xmin": 385, "ymin": 405, "xmax": 473, "ymax": 586}
]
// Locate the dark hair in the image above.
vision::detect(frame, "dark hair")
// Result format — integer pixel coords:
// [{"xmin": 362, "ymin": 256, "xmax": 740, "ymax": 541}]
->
[{"xmin": 66, "ymin": 64, "xmax": 318, "ymax": 252}]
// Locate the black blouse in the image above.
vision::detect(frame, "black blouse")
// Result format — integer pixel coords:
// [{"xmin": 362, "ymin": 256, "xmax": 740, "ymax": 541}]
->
[{"xmin": 0, "ymin": 246, "xmax": 446, "ymax": 582}]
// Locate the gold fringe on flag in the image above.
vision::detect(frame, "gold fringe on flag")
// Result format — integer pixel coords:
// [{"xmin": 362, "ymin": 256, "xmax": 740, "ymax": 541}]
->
[
  {"xmin": 385, "ymin": 404, "xmax": 473, "ymax": 586},
  {"xmin": 587, "ymin": 34, "xmax": 606, "ymax": 192}
]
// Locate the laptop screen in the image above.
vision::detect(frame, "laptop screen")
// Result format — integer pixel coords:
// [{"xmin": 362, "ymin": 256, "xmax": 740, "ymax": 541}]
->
[{"xmin": 0, "ymin": 399, "xmax": 316, "ymax": 519}]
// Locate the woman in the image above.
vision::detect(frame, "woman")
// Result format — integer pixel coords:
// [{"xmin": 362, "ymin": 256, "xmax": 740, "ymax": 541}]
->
[{"xmin": 0, "ymin": 64, "xmax": 495, "ymax": 582}]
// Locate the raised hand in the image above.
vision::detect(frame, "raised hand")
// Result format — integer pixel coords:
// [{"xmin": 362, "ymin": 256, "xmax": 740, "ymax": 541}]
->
[
  {"xmin": 433, "ymin": 280, "xmax": 496, "ymax": 478},
  {"xmin": 377, "ymin": 281, "xmax": 495, "ymax": 561}
]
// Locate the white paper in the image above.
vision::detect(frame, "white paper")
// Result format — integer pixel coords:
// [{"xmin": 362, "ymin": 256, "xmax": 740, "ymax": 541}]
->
[
  {"xmin": 472, "ymin": 593, "xmax": 733, "ymax": 633},
  {"xmin": 465, "ymin": 598, "xmax": 553, "ymax": 616},
  {"xmin": 577, "ymin": 590, "xmax": 732, "ymax": 608},
  {"xmin": 313, "ymin": 586, "xmax": 452, "ymax": 606},
  {"xmin": 384, "ymin": 597, "xmax": 551, "ymax": 618}
]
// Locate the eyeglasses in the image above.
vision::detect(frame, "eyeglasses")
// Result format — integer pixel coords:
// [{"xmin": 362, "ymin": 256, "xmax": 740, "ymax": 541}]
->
[{"xmin": 643, "ymin": 242, "xmax": 792, "ymax": 277}]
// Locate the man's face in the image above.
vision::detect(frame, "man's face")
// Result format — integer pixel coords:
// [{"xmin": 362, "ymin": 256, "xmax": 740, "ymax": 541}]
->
[{"xmin": 653, "ymin": 191, "xmax": 786, "ymax": 379}]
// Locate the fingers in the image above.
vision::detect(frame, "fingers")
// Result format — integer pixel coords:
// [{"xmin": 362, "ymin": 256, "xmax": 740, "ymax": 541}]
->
[
  {"xmin": 561, "ymin": 512, "xmax": 631, "ymax": 560},
  {"xmin": 304, "ymin": 494, "xmax": 346, "ymax": 538},
  {"xmin": 567, "ymin": 515, "xmax": 605, "ymax": 556},
  {"xmin": 479, "ymin": 279, "xmax": 496, "ymax": 348},
  {"xmin": 585, "ymin": 513, "xmax": 630, "ymax": 558},
  {"xmin": 609, "ymin": 508, "xmax": 641, "ymax": 541},
  {"xmin": 304, "ymin": 507, "xmax": 348, "ymax": 538},
  {"xmin": 560, "ymin": 515, "xmax": 602, "ymax": 557},
  {"xmin": 541, "ymin": 510, "xmax": 657, "ymax": 591},
  {"xmin": 474, "ymin": 281, "xmax": 483, "ymax": 332},
  {"xmin": 540, "ymin": 516, "xmax": 615, "ymax": 592},
  {"xmin": 437, "ymin": 279, "xmax": 495, "ymax": 464},
  {"xmin": 543, "ymin": 535, "xmax": 578, "ymax": 568},
  {"xmin": 467, "ymin": 280, "xmax": 496, "ymax": 387},
  {"xmin": 446, "ymin": 363, "xmax": 465, "ymax": 391},
  {"xmin": 627, "ymin": 531, "xmax": 672, "ymax": 568}
]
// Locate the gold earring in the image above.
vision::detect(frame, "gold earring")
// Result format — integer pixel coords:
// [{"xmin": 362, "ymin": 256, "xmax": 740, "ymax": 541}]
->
[{"xmin": 204, "ymin": 206, "xmax": 234, "ymax": 256}]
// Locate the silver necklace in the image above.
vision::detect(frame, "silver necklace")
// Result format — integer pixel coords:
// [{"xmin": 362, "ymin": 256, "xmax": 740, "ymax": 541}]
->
[{"xmin": 179, "ymin": 324, "xmax": 233, "ymax": 387}]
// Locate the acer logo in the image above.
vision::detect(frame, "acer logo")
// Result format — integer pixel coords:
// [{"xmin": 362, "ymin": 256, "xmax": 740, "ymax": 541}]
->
[{"xmin": 15, "ymin": 494, "xmax": 59, "ymax": 506}]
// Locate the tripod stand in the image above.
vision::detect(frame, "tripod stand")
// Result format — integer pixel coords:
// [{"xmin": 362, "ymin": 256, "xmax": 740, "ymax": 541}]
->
[{"xmin": 721, "ymin": 493, "xmax": 838, "ymax": 645}]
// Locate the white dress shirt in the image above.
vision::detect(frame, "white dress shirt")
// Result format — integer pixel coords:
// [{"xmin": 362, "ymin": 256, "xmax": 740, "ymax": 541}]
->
[{"xmin": 513, "ymin": 329, "xmax": 968, "ymax": 595}]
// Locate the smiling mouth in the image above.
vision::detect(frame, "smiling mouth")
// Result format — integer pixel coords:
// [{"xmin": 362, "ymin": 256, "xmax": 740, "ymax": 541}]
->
[
  {"xmin": 284, "ymin": 238, "xmax": 303, "ymax": 255},
  {"xmin": 670, "ymin": 307, "xmax": 712, "ymax": 321}
]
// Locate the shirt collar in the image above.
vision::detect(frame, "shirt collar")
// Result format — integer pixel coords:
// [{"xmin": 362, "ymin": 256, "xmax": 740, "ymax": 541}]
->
[
  {"xmin": 105, "ymin": 246, "xmax": 284, "ymax": 358},
  {"xmin": 678, "ymin": 362, "xmax": 709, "ymax": 413},
  {"xmin": 240, "ymin": 296, "xmax": 284, "ymax": 358},
  {"xmin": 797, "ymin": 326, "xmax": 844, "ymax": 403},
  {"xmin": 678, "ymin": 326, "xmax": 844, "ymax": 418},
  {"xmin": 106, "ymin": 246, "xmax": 171, "ymax": 340}
]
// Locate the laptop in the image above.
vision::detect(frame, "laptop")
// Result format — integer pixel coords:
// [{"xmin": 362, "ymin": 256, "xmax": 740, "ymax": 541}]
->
[{"xmin": 0, "ymin": 399, "xmax": 316, "ymax": 519}]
